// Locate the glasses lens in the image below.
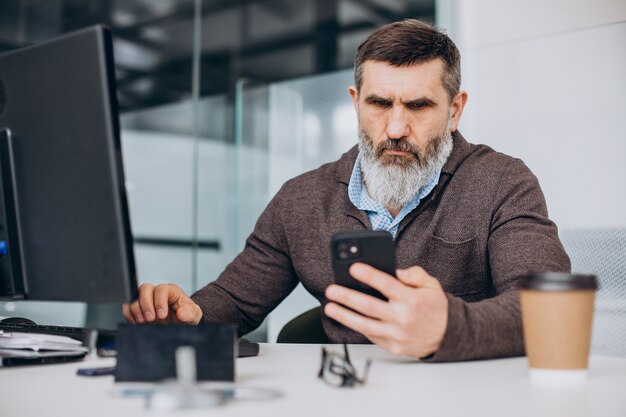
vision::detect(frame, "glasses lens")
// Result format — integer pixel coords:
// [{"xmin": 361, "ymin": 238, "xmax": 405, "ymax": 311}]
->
[
  {"xmin": 325, "ymin": 363, "xmax": 347, "ymax": 386},
  {"xmin": 319, "ymin": 345, "xmax": 370, "ymax": 387}
]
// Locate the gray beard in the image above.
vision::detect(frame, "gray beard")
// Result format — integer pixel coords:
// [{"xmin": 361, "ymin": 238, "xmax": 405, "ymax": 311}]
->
[{"xmin": 358, "ymin": 119, "xmax": 453, "ymax": 213}]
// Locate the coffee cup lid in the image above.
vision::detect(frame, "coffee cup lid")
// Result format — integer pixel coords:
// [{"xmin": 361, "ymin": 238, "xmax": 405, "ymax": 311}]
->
[{"xmin": 519, "ymin": 272, "xmax": 598, "ymax": 291}]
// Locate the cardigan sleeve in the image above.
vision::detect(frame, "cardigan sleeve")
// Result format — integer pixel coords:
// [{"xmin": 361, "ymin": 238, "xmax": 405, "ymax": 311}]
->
[
  {"xmin": 425, "ymin": 158, "xmax": 570, "ymax": 361},
  {"xmin": 190, "ymin": 184, "xmax": 299, "ymax": 336}
]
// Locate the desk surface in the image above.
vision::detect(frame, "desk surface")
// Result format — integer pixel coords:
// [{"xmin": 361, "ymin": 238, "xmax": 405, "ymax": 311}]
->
[{"xmin": 1, "ymin": 344, "xmax": 626, "ymax": 417}]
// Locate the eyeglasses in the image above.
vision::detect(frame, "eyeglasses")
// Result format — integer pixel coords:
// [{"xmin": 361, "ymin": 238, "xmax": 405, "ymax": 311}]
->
[{"xmin": 318, "ymin": 344, "xmax": 371, "ymax": 387}]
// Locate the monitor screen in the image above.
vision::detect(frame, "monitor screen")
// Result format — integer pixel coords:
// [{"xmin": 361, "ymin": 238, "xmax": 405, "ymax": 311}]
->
[{"xmin": 0, "ymin": 25, "xmax": 138, "ymax": 303}]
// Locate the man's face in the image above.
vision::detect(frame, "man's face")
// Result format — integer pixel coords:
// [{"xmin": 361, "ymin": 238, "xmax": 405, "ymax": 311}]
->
[{"xmin": 349, "ymin": 59, "xmax": 466, "ymax": 167}]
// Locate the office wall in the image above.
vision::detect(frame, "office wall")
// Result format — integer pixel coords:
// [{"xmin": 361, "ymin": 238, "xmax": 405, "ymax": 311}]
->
[{"xmin": 444, "ymin": 0, "xmax": 625, "ymax": 50}]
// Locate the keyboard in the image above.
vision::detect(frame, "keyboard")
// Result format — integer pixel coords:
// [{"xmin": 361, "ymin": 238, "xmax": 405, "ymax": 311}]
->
[{"xmin": 0, "ymin": 322, "xmax": 259, "ymax": 358}]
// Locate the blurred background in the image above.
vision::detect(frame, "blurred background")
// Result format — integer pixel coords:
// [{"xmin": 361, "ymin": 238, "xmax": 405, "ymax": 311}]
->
[{"xmin": 0, "ymin": 0, "xmax": 624, "ymax": 353}]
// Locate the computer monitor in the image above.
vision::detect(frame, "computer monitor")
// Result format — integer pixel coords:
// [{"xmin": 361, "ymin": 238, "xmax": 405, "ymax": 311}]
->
[{"xmin": 0, "ymin": 25, "xmax": 138, "ymax": 303}]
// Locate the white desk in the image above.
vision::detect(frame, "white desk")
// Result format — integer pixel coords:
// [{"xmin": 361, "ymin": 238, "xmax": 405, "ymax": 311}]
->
[{"xmin": 1, "ymin": 344, "xmax": 626, "ymax": 417}]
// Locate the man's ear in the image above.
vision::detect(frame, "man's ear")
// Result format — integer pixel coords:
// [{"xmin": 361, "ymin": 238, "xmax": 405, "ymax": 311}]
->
[
  {"xmin": 450, "ymin": 91, "xmax": 468, "ymax": 132},
  {"xmin": 348, "ymin": 86, "xmax": 359, "ymax": 112}
]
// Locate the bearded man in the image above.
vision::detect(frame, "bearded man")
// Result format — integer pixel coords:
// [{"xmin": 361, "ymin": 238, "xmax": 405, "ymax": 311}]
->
[{"xmin": 123, "ymin": 19, "xmax": 570, "ymax": 361}]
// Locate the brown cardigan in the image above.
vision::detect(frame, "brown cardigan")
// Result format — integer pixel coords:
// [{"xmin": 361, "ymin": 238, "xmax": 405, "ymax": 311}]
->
[{"xmin": 191, "ymin": 131, "xmax": 571, "ymax": 361}]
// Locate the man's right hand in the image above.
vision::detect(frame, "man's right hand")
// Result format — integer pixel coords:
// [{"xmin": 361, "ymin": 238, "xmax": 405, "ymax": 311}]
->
[{"xmin": 122, "ymin": 283, "xmax": 203, "ymax": 324}]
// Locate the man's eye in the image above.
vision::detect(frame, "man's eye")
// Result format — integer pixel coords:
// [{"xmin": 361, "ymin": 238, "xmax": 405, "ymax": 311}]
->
[
  {"xmin": 374, "ymin": 100, "xmax": 390, "ymax": 107},
  {"xmin": 408, "ymin": 102, "xmax": 426, "ymax": 110}
]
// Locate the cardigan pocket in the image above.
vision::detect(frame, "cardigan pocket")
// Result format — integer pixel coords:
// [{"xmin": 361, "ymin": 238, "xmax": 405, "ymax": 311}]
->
[{"xmin": 420, "ymin": 234, "xmax": 484, "ymax": 301}]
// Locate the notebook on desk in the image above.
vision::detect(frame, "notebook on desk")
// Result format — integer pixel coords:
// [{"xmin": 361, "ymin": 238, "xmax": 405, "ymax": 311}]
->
[
  {"xmin": 1, "ymin": 350, "xmax": 87, "ymax": 367},
  {"xmin": 0, "ymin": 330, "xmax": 88, "ymax": 367}
]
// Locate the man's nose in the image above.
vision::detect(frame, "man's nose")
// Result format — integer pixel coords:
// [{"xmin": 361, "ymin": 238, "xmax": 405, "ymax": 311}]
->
[{"xmin": 386, "ymin": 107, "xmax": 410, "ymax": 139}]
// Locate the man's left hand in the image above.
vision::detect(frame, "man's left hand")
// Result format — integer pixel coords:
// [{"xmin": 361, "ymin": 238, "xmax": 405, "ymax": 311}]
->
[{"xmin": 324, "ymin": 263, "xmax": 448, "ymax": 358}]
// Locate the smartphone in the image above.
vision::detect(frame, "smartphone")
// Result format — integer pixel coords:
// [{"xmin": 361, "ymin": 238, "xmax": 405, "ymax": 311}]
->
[
  {"xmin": 330, "ymin": 231, "xmax": 396, "ymax": 300},
  {"xmin": 76, "ymin": 366, "xmax": 116, "ymax": 376}
]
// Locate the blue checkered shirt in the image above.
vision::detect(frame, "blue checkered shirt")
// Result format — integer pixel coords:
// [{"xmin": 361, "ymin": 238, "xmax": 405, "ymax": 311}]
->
[{"xmin": 348, "ymin": 152, "xmax": 441, "ymax": 238}]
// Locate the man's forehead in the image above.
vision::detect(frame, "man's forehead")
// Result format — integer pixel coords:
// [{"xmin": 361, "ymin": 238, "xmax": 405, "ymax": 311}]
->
[{"xmin": 359, "ymin": 59, "xmax": 446, "ymax": 98}]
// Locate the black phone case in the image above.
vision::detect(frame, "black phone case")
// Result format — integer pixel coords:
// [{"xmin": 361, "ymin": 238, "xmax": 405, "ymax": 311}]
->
[{"xmin": 330, "ymin": 230, "xmax": 396, "ymax": 299}]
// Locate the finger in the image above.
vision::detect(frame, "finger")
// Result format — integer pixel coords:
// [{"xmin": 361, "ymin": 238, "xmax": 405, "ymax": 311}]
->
[
  {"xmin": 154, "ymin": 284, "xmax": 180, "ymax": 320},
  {"xmin": 325, "ymin": 284, "xmax": 395, "ymax": 321},
  {"xmin": 175, "ymin": 304, "xmax": 202, "ymax": 324},
  {"xmin": 396, "ymin": 267, "xmax": 437, "ymax": 289},
  {"xmin": 348, "ymin": 263, "xmax": 405, "ymax": 300},
  {"xmin": 175, "ymin": 305, "xmax": 193, "ymax": 323},
  {"xmin": 137, "ymin": 283, "xmax": 156, "ymax": 322},
  {"xmin": 122, "ymin": 303, "xmax": 136, "ymax": 324},
  {"xmin": 324, "ymin": 301, "xmax": 392, "ymax": 339},
  {"xmin": 128, "ymin": 300, "xmax": 145, "ymax": 323}
]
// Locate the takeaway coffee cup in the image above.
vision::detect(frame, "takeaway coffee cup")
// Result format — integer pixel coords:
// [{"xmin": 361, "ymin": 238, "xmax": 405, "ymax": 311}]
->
[{"xmin": 519, "ymin": 272, "xmax": 598, "ymax": 371}]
